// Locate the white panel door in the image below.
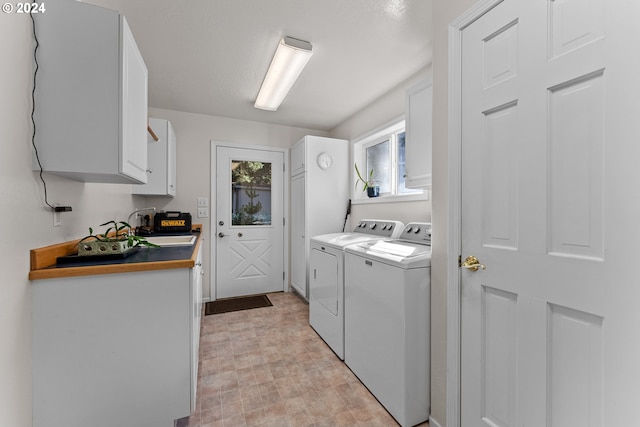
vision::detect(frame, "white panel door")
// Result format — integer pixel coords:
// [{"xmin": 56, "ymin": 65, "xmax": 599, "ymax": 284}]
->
[
  {"xmin": 215, "ymin": 146, "xmax": 284, "ymax": 298},
  {"xmin": 461, "ymin": 0, "xmax": 640, "ymax": 426}
]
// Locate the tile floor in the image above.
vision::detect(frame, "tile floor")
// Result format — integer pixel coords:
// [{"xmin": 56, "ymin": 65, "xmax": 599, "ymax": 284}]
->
[{"xmin": 177, "ymin": 291, "xmax": 430, "ymax": 427}]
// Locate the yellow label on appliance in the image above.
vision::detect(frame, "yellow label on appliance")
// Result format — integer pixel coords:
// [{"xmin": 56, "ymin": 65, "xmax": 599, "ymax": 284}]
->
[{"xmin": 160, "ymin": 219, "xmax": 186, "ymax": 227}]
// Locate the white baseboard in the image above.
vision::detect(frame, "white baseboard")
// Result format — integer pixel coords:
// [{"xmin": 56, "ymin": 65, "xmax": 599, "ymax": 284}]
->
[{"xmin": 429, "ymin": 415, "xmax": 443, "ymax": 427}]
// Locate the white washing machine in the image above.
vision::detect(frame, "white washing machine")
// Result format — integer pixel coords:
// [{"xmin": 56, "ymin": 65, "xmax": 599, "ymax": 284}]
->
[
  {"xmin": 344, "ymin": 222, "xmax": 432, "ymax": 427},
  {"xmin": 309, "ymin": 219, "xmax": 404, "ymax": 360}
]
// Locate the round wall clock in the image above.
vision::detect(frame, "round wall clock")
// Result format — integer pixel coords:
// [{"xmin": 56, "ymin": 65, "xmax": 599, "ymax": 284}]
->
[{"xmin": 317, "ymin": 152, "xmax": 333, "ymax": 170}]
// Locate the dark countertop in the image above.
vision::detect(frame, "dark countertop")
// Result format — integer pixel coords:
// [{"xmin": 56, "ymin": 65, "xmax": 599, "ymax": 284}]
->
[
  {"xmin": 55, "ymin": 239, "xmax": 197, "ymax": 268},
  {"xmin": 29, "ymin": 230, "xmax": 203, "ymax": 281}
]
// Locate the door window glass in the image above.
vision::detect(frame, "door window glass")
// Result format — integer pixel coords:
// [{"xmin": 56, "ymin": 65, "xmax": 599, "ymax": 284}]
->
[{"xmin": 231, "ymin": 161, "xmax": 272, "ymax": 226}]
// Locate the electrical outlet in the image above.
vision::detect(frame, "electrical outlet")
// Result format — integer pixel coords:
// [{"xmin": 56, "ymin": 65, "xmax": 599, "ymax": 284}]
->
[
  {"xmin": 197, "ymin": 207, "xmax": 209, "ymax": 218},
  {"xmin": 197, "ymin": 197, "xmax": 209, "ymax": 207}
]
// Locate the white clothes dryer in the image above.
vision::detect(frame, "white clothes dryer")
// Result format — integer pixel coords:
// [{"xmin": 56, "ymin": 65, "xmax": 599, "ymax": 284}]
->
[
  {"xmin": 309, "ymin": 219, "xmax": 404, "ymax": 360},
  {"xmin": 344, "ymin": 222, "xmax": 432, "ymax": 427}
]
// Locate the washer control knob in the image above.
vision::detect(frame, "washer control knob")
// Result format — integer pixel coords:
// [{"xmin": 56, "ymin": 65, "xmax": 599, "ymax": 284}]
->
[
  {"xmin": 370, "ymin": 223, "xmax": 377, "ymax": 230},
  {"xmin": 414, "ymin": 227, "xmax": 421, "ymax": 234},
  {"xmin": 406, "ymin": 227, "xmax": 413, "ymax": 233},
  {"xmin": 382, "ymin": 225, "xmax": 388, "ymax": 230}
]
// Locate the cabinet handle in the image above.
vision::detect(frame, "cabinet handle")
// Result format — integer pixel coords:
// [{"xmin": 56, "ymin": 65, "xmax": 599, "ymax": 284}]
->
[
  {"xmin": 146, "ymin": 168, "xmax": 153, "ymax": 174},
  {"xmin": 147, "ymin": 124, "xmax": 159, "ymax": 142}
]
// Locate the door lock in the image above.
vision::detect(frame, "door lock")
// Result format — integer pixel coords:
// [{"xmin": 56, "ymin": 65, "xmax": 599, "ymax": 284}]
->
[{"xmin": 218, "ymin": 232, "xmax": 227, "ymax": 238}]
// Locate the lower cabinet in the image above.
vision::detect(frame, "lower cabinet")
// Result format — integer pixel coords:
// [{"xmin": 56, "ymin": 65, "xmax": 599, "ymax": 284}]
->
[{"xmin": 32, "ymin": 253, "xmax": 202, "ymax": 427}]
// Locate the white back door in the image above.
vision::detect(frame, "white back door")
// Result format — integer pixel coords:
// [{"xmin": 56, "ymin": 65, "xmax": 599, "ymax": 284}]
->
[
  {"xmin": 461, "ymin": 0, "xmax": 640, "ymax": 425},
  {"xmin": 215, "ymin": 145, "xmax": 284, "ymax": 299}
]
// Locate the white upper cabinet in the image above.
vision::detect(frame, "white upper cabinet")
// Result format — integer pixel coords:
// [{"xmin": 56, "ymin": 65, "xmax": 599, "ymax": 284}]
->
[
  {"xmin": 33, "ymin": 1, "xmax": 148, "ymax": 184},
  {"xmin": 405, "ymin": 79, "xmax": 433, "ymax": 188},
  {"xmin": 132, "ymin": 118, "xmax": 176, "ymax": 196}
]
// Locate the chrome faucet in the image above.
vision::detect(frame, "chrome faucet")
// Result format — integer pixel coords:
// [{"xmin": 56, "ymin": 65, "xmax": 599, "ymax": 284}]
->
[{"xmin": 127, "ymin": 207, "xmax": 156, "ymax": 234}]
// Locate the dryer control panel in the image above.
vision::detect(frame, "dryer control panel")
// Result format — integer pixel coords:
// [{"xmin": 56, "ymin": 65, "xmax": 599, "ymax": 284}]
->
[
  {"xmin": 353, "ymin": 219, "xmax": 404, "ymax": 238},
  {"xmin": 400, "ymin": 222, "xmax": 432, "ymax": 245}
]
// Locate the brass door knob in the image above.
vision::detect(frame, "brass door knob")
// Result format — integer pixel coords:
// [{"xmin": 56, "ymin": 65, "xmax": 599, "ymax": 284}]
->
[{"xmin": 461, "ymin": 255, "xmax": 486, "ymax": 271}]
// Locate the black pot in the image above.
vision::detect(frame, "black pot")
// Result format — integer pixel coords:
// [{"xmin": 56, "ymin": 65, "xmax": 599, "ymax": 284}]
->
[{"xmin": 367, "ymin": 186, "xmax": 380, "ymax": 198}]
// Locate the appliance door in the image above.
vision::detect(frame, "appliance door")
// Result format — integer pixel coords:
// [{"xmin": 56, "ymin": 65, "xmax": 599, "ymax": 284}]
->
[
  {"xmin": 309, "ymin": 246, "xmax": 346, "ymax": 358},
  {"xmin": 310, "ymin": 248, "xmax": 339, "ymax": 315}
]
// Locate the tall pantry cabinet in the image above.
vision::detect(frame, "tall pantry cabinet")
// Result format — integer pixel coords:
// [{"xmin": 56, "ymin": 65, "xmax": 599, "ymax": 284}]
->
[{"xmin": 290, "ymin": 136, "xmax": 349, "ymax": 300}]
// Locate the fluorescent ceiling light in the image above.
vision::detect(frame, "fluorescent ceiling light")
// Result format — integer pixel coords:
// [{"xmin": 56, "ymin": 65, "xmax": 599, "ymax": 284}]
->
[{"xmin": 254, "ymin": 36, "xmax": 313, "ymax": 111}]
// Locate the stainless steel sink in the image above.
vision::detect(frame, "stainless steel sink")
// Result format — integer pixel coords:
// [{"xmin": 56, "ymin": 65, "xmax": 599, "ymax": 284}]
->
[{"xmin": 144, "ymin": 235, "xmax": 196, "ymax": 247}]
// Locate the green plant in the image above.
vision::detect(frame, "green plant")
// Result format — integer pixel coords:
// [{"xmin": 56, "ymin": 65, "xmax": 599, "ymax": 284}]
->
[
  {"xmin": 354, "ymin": 163, "xmax": 380, "ymax": 192},
  {"xmin": 79, "ymin": 220, "xmax": 159, "ymax": 248}
]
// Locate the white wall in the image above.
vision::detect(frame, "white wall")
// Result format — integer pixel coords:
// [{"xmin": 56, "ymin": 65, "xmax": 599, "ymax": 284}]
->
[
  {"xmin": 1, "ymin": 14, "xmax": 144, "ymax": 426},
  {"xmin": 145, "ymin": 107, "xmax": 328, "ymax": 300},
  {"xmin": 329, "ymin": 65, "xmax": 433, "ymax": 227}
]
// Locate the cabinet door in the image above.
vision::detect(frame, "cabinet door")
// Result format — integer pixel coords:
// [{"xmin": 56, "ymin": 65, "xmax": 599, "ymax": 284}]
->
[
  {"xmin": 405, "ymin": 79, "xmax": 433, "ymax": 188},
  {"xmin": 120, "ymin": 16, "xmax": 148, "ymax": 184},
  {"xmin": 290, "ymin": 173, "xmax": 307, "ymax": 298},
  {"xmin": 190, "ymin": 246, "xmax": 203, "ymax": 411},
  {"xmin": 132, "ymin": 118, "xmax": 176, "ymax": 196},
  {"xmin": 291, "ymin": 138, "xmax": 306, "ymax": 176},
  {"xmin": 167, "ymin": 121, "xmax": 177, "ymax": 196}
]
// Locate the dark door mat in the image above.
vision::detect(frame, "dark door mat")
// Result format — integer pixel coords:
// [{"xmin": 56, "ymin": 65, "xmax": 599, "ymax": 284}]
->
[{"xmin": 205, "ymin": 294, "xmax": 273, "ymax": 315}]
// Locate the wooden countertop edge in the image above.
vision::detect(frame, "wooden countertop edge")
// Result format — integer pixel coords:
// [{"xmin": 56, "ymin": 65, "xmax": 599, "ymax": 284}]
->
[{"xmin": 29, "ymin": 226, "xmax": 203, "ymax": 281}]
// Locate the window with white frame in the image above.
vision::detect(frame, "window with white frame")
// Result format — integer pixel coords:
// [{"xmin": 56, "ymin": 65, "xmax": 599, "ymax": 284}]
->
[{"xmin": 352, "ymin": 119, "xmax": 424, "ymax": 201}]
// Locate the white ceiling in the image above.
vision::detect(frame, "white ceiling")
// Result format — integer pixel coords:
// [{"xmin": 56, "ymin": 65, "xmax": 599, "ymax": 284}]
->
[{"xmin": 84, "ymin": 0, "xmax": 433, "ymax": 131}]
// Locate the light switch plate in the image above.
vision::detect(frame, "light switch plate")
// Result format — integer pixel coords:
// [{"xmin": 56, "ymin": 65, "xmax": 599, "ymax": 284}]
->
[
  {"xmin": 197, "ymin": 197, "xmax": 209, "ymax": 207},
  {"xmin": 197, "ymin": 207, "xmax": 209, "ymax": 218}
]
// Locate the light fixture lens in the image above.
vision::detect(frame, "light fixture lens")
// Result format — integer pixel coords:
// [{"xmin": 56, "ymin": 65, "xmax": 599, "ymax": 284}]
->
[{"xmin": 254, "ymin": 37, "xmax": 313, "ymax": 111}]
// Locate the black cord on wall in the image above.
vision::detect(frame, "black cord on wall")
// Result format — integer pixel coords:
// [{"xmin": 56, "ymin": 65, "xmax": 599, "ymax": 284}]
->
[{"xmin": 30, "ymin": 11, "xmax": 72, "ymax": 213}]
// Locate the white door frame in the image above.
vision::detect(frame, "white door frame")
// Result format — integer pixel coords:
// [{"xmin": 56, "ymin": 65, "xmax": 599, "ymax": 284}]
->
[
  {"xmin": 210, "ymin": 141, "xmax": 290, "ymax": 301},
  {"xmin": 446, "ymin": 1, "xmax": 503, "ymax": 426}
]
